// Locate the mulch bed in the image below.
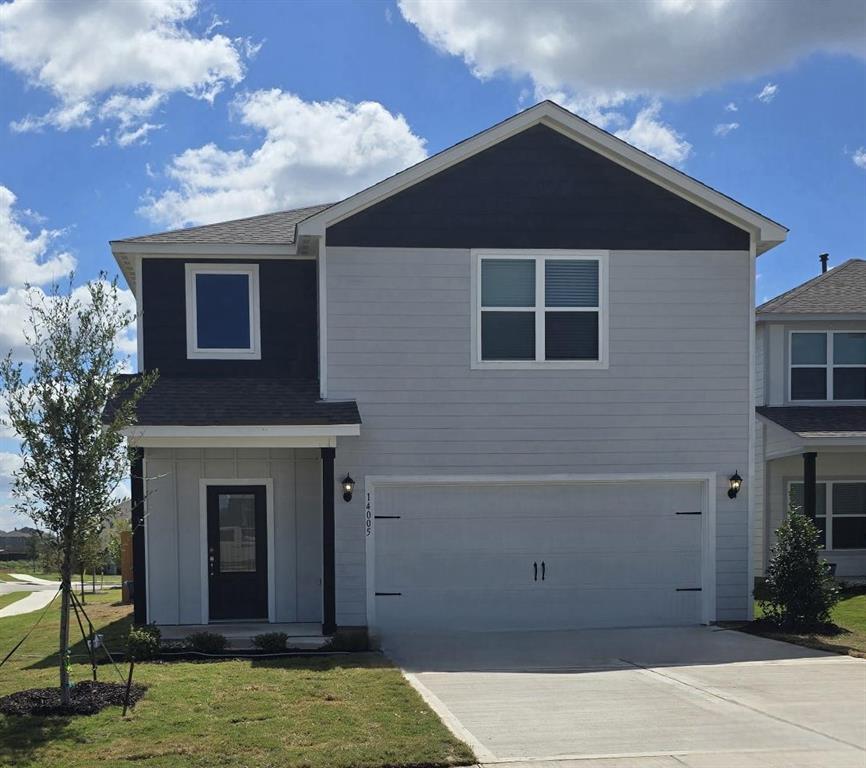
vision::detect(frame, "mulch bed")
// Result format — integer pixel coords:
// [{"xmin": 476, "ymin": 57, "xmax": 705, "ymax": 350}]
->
[{"xmin": 0, "ymin": 680, "xmax": 146, "ymax": 716}]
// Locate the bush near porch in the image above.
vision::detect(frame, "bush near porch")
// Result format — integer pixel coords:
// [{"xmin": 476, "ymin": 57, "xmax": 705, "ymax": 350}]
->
[{"xmin": 0, "ymin": 592, "xmax": 474, "ymax": 768}]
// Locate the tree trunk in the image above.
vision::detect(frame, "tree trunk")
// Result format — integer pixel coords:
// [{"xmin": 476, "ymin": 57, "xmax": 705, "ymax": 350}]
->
[{"xmin": 59, "ymin": 549, "xmax": 72, "ymax": 706}]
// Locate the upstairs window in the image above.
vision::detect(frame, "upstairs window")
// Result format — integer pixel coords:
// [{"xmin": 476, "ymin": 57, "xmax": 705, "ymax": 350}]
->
[
  {"xmin": 790, "ymin": 331, "xmax": 866, "ymax": 401},
  {"xmin": 474, "ymin": 251, "xmax": 608, "ymax": 369},
  {"xmin": 185, "ymin": 264, "xmax": 261, "ymax": 360}
]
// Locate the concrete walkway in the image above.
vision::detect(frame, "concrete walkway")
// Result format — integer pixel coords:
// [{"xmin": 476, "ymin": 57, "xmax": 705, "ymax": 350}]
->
[
  {"xmin": 386, "ymin": 626, "xmax": 866, "ymax": 768},
  {"xmin": 0, "ymin": 587, "xmax": 59, "ymax": 618},
  {"xmin": 7, "ymin": 573, "xmax": 60, "ymax": 586}
]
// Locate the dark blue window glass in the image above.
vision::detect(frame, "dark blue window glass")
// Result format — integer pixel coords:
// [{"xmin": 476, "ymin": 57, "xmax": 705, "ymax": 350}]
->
[{"xmin": 195, "ymin": 273, "xmax": 251, "ymax": 349}]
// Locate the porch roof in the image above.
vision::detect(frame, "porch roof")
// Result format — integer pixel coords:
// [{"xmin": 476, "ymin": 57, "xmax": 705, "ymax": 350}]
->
[
  {"xmin": 757, "ymin": 405, "xmax": 866, "ymax": 439},
  {"xmin": 107, "ymin": 375, "xmax": 360, "ymax": 427}
]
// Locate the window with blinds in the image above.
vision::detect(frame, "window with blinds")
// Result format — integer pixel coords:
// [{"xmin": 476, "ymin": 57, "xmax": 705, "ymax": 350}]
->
[{"xmin": 477, "ymin": 252, "xmax": 605, "ymax": 366}]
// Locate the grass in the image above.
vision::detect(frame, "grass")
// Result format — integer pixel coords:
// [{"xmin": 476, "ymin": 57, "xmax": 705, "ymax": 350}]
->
[
  {"xmin": 0, "ymin": 593, "xmax": 28, "ymax": 611},
  {"xmin": 0, "ymin": 592, "xmax": 474, "ymax": 768},
  {"xmin": 0, "ymin": 565, "xmax": 121, "ymax": 587},
  {"xmin": 749, "ymin": 589, "xmax": 866, "ymax": 657}
]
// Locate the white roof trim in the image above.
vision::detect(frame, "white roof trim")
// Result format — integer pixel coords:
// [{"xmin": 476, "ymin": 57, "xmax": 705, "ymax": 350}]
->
[
  {"xmin": 122, "ymin": 423, "xmax": 359, "ymax": 448},
  {"xmin": 297, "ymin": 101, "xmax": 787, "ymax": 254}
]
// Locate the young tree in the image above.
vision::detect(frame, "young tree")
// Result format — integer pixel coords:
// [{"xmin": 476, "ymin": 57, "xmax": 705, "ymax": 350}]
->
[
  {"xmin": 761, "ymin": 507, "xmax": 840, "ymax": 631},
  {"xmin": 0, "ymin": 276, "xmax": 155, "ymax": 704}
]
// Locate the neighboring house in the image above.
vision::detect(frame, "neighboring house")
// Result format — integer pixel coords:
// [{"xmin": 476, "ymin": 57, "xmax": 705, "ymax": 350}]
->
[
  {"xmin": 0, "ymin": 527, "xmax": 38, "ymax": 560},
  {"xmin": 107, "ymin": 101, "xmax": 788, "ymax": 641},
  {"xmin": 755, "ymin": 258, "xmax": 866, "ymax": 580}
]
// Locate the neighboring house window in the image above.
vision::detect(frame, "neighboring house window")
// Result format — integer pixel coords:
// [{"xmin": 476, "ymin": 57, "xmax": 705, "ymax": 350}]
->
[
  {"xmin": 185, "ymin": 264, "xmax": 261, "ymax": 359},
  {"xmin": 473, "ymin": 251, "xmax": 608, "ymax": 369},
  {"xmin": 789, "ymin": 481, "xmax": 866, "ymax": 550},
  {"xmin": 790, "ymin": 331, "xmax": 866, "ymax": 401}
]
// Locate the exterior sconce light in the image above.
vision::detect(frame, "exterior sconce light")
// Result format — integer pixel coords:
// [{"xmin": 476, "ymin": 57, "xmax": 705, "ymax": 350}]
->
[
  {"xmin": 341, "ymin": 474, "xmax": 355, "ymax": 502},
  {"xmin": 727, "ymin": 470, "xmax": 742, "ymax": 499}
]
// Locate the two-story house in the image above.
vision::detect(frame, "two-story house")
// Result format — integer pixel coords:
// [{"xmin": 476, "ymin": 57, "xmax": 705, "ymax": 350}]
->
[
  {"xmin": 108, "ymin": 101, "xmax": 788, "ymax": 644},
  {"xmin": 755, "ymin": 258, "xmax": 866, "ymax": 580}
]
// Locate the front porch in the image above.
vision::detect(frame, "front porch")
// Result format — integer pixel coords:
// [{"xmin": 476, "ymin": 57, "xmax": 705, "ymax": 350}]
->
[
  {"xmin": 758, "ymin": 406, "xmax": 866, "ymax": 578},
  {"xmin": 129, "ymin": 443, "xmax": 345, "ymax": 635}
]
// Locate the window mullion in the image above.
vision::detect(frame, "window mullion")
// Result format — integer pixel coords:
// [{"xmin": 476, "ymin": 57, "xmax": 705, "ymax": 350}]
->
[
  {"xmin": 535, "ymin": 258, "xmax": 544, "ymax": 362},
  {"xmin": 828, "ymin": 331, "xmax": 834, "ymax": 401}
]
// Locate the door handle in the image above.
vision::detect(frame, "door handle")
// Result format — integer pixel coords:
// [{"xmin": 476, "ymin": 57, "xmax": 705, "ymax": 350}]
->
[
  {"xmin": 533, "ymin": 561, "xmax": 538, "ymax": 581},
  {"xmin": 541, "ymin": 561, "xmax": 546, "ymax": 581}
]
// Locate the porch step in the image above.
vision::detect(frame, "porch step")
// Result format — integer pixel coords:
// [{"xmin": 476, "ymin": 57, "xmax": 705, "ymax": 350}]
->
[{"xmin": 159, "ymin": 622, "xmax": 330, "ymax": 651}]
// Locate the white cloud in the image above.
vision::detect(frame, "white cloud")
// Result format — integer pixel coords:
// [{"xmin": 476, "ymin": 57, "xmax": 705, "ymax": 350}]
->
[
  {"xmin": 756, "ymin": 82, "xmax": 779, "ymax": 103},
  {"xmin": 0, "ymin": 452, "xmax": 22, "ymax": 484},
  {"xmin": 0, "ymin": 0, "xmax": 247, "ymax": 145},
  {"xmin": 398, "ymin": 0, "xmax": 863, "ymax": 163},
  {"xmin": 0, "ymin": 185, "xmax": 75, "ymax": 287},
  {"xmin": 0, "ymin": 186, "xmax": 136, "ymax": 362},
  {"xmin": 398, "ymin": 0, "xmax": 864, "ymax": 97},
  {"xmin": 714, "ymin": 122, "xmax": 740, "ymax": 137},
  {"xmin": 852, "ymin": 147, "xmax": 866, "ymax": 170},
  {"xmin": 724, "ymin": 102, "xmax": 738, "ymax": 112},
  {"xmin": 140, "ymin": 90, "xmax": 428, "ymax": 228},
  {"xmin": 614, "ymin": 102, "xmax": 692, "ymax": 166}
]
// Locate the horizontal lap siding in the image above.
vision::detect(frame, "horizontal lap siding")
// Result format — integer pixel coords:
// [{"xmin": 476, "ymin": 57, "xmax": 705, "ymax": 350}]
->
[{"xmin": 327, "ymin": 247, "xmax": 751, "ymax": 625}]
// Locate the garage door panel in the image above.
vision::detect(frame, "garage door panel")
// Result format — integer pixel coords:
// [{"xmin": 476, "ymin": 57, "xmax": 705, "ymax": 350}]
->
[
  {"xmin": 372, "ymin": 480, "xmax": 706, "ymax": 634},
  {"xmin": 376, "ymin": 483, "xmax": 703, "ymax": 521}
]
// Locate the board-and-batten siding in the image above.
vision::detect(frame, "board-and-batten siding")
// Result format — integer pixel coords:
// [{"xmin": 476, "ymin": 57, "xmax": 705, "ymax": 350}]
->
[
  {"xmin": 326, "ymin": 247, "xmax": 752, "ymax": 625},
  {"xmin": 144, "ymin": 448, "xmax": 322, "ymax": 625}
]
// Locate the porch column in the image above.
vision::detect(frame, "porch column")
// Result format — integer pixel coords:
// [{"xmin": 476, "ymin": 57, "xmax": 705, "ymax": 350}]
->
[
  {"xmin": 802, "ymin": 451, "xmax": 817, "ymax": 518},
  {"xmin": 130, "ymin": 448, "xmax": 147, "ymax": 625},
  {"xmin": 321, "ymin": 447, "xmax": 337, "ymax": 635}
]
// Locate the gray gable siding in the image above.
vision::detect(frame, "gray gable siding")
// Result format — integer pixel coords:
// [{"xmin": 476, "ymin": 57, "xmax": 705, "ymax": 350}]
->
[
  {"xmin": 327, "ymin": 124, "xmax": 750, "ymax": 251},
  {"xmin": 326, "ymin": 246, "xmax": 752, "ymax": 626}
]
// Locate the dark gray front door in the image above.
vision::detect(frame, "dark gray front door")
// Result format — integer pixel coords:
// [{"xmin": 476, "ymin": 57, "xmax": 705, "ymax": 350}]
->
[{"xmin": 207, "ymin": 485, "xmax": 267, "ymax": 621}]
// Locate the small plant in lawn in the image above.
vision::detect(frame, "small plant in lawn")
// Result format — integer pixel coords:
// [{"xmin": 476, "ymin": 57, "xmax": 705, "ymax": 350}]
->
[
  {"xmin": 760, "ymin": 508, "xmax": 840, "ymax": 631},
  {"xmin": 187, "ymin": 631, "xmax": 228, "ymax": 654},
  {"xmin": 252, "ymin": 632, "xmax": 288, "ymax": 652},
  {"xmin": 127, "ymin": 624, "xmax": 161, "ymax": 661}
]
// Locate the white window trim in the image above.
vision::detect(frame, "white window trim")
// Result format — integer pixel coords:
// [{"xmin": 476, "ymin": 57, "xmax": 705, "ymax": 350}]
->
[
  {"xmin": 788, "ymin": 330, "xmax": 866, "ymax": 403},
  {"xmin": 471, "ymin": 249, "xmax": 609, "ymax": 370},
  {"xmin": 185, "ymin": 263, "xmax": 261, "ymax": 360},
  {"xmin": 787, "ymin": 479, "xmax": 866, "ymax": 552}
]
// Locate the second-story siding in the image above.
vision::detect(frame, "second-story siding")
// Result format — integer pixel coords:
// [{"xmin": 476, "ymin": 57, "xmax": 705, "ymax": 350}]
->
[
  {"xmin": 325, "ymin": 246, "xmax": 752, "ymax": 625},
  {"xmin": 141, "ymin": 258, "xmax": 318, "ymax": 378}
]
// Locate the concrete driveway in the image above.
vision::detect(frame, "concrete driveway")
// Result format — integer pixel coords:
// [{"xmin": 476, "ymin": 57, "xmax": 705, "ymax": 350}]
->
[{"xmin": 385, "ymin": 626, "xmax": 866, "ymax": 768}]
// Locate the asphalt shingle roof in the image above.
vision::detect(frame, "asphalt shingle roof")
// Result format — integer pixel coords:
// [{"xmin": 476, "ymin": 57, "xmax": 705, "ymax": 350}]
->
[
  {"xmin": 757, "ymin": 259, "xmax": 866, "ymax": 315},
  {"xmin": 105, "ymin": 376, "xmax": 360, "ymax": 426},
  {"xmin": 756, "ymin": 405, "xmax": 866, "ymax": 438},
  {"xmin": 111, "ymin": 204, "xmax": 332, "ymax": 246}
]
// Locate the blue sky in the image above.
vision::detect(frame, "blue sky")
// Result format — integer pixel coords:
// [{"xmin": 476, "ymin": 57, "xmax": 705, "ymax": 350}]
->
[{"xmin": 0, "ymin": 0, "xmax": 864, "ymax": 529}]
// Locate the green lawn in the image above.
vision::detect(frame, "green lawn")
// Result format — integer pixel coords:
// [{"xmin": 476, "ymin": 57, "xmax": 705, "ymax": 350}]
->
[
  {"xmin": 751, "ymin": 591, "xmax": 866, "ymax": 657},
  {"xmin": 0, "ymin": 592, "xmax": 474, "ymax": 768},
  {"xmin": 0, "ymin": 592, "xmax": 28, "ymax": 611}
]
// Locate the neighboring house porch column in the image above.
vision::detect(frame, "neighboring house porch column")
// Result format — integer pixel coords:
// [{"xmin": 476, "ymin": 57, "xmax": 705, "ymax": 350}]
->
[
  {"xmin": 802, "ymin": 451, "xmax": 818, "ymax": 519},
  {"xmin": 130, "ymin": 448, "xmax": 147, "ymax": 625},
  {"xmin": 321, "ymin": 447, "xmax": 337, "ymax": 635}
]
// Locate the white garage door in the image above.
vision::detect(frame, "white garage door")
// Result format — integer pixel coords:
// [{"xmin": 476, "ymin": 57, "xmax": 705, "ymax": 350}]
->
[{"xmin": 370, "ymin": 479, "xmax": 706, "ymax": 634}]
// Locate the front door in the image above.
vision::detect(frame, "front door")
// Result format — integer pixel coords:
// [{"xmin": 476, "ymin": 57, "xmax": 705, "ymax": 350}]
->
[{"xmin": 207, "ymin": 485, "xmax": 268, "ymax": 621}]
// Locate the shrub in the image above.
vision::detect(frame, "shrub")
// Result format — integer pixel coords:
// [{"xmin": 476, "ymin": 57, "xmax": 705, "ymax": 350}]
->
[
  {"xmin": 127, "ymin": 624, "xmax": 161, "ymax": 661},
  {"xmin": 251, "ymin": 632, "xmax": 288, "ymax": 652},
  {"xmin": 760, "ymin": 508, "xmax": 840, "ymax": 631},
  {"xmin": 324, "ymin": 628, "xmax": 369, "ymax": 652},
  {"xmin": 186, "ymin": 631, "xmax": 228, "ymax": 654}
]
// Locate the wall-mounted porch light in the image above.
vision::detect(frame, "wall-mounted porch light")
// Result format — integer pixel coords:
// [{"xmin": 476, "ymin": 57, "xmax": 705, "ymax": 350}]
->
[
  {"xmin": 341, "ymin": 474, "xmax": 355, "ymax": 503},
  {"xmin": 727, "ymin": 470, "xmax": 743, "ymax": 499}
]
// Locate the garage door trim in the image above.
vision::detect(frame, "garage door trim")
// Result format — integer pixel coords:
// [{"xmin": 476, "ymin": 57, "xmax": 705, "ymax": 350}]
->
[{"xmin": 364, "ymin": 472, "xmax": 717, "ymax": 635}]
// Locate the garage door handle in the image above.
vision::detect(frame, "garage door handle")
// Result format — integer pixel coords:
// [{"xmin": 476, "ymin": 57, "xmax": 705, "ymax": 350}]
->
[
  {"xmin": 533, "ymin": 562, "xmax": 538, "ymax": 581},
  {"xmin": 541, "ymin": 561, "xmax": 546, "ymax": 581}
]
